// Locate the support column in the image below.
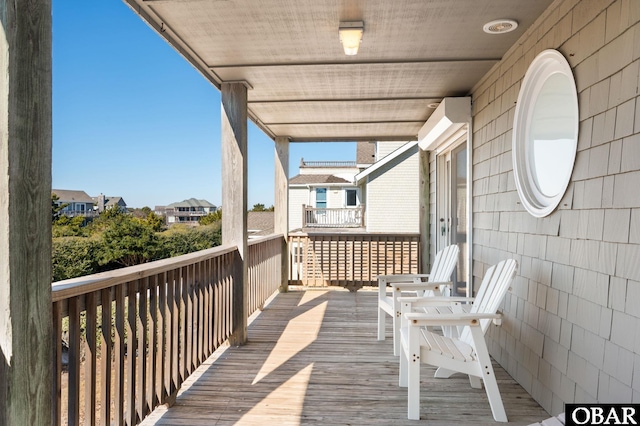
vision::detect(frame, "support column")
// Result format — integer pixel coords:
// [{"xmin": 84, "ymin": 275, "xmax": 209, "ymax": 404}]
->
[
  {"xmin": 221, "ymin": 82, "xmax": 248, "ymax": 346},
  {"xmin": 419, "ymin": 149, "xmax": 430, "ymax": 274},
  {"xmin": 274, "ymin": 137, "xmax": 289, "ymax": 292},
  {"xmin": 0, "ymin": 1, "xmax": 53, "ymax": 424}
]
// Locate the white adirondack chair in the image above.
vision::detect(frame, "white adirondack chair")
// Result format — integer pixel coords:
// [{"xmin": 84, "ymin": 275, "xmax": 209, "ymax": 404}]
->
[
  {"xmin": 398, "ymin": 258, "xmax": 518, "ymax": 422},
  {"xmin": 377, "ymin": 244, "xmax": 459, "ymax": 356}
]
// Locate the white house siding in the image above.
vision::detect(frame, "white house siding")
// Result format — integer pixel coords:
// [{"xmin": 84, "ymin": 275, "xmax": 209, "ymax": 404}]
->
[
  {"xmin": 288, "ymin": 187, "xmax": 308, "ymax": 231},
  {"xmin": 366, "ymin": 144, "xmax": 419, "ymax": 232},
  {"xmin": 469, "ymin": 0, "xmax": 640, "ymax": 415},
  {"xmin": 376, "ymin": 141, "xmax": 407, "ymax": 161}
]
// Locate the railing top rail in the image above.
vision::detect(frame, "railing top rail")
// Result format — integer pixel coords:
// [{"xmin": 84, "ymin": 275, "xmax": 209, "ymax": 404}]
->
[
  {"xmin": 301, "ymin": 160, "xmax": 357, "ymax": 167},
  {"xmin": 247, "ymin": 233, "xmax": 285, "ymax": 247},
  {"xmin": 52, "ymin": 244, "xmax": 238, "ymax": 302},
  {"xmin": 288, "ymin": 231, "xmax": 420, "ymax": 237}
]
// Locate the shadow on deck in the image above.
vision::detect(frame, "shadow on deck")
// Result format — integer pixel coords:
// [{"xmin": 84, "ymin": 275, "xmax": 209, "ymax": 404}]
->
[{"xmin": 141, "ymin": 288, "xmax": 548, "ymax": 425}]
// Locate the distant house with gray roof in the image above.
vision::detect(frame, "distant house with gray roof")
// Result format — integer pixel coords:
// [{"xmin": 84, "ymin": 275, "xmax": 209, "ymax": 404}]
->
[
  {"xmin": 155, "ymin": 198, "xmax": 217, "ymax": 226},
  {"xmin": 93, "ymin": 194, "xmax": 127, "ymax": 212},
  {"xmin": 52, "ymin": 189, "xmax": 96, "ymax": 218}
]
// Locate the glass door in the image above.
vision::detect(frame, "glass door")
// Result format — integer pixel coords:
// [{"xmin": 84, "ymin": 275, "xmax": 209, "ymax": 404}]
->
[{"xmin": 437, "ymin": 140, "xmax": 468, "ymax": 296}]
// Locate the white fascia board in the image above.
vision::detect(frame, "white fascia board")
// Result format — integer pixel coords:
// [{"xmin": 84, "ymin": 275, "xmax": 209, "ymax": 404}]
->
[
  {"xmin": 418, "ymin": 97, "xmax": 471, "ymax": 151},
  {"xmin": 354, "ymin": 141, "xmax": 418, "ymax": 185}
]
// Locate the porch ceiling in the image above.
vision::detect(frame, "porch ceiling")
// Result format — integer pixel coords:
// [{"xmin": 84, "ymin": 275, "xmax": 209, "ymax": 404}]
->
[{"xmin": 126, "ymin": 0, "xmax": 553, "ymax": 142}]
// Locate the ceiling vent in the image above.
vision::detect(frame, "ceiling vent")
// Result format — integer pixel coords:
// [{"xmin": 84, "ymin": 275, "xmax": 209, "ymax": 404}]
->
[{"xmin": 483, "ymin": 19, "xmax": 518, "ymax": 34}]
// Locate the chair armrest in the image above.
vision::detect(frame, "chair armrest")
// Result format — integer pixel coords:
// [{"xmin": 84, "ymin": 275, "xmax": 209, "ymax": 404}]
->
[
  {"xmin": 397, "ymin": 296, "xmax": 474, "ymax": 306},
  {"xmin": 404, "ymin": 312, "xmax": 501, "ymax": 327},
  {"xmin": 377, "ymin": 274, "xmax": 430, "ymax": 283},
  {"xmin": 391, "ymin": 280, "xmax": 452, "ymax": 292}
]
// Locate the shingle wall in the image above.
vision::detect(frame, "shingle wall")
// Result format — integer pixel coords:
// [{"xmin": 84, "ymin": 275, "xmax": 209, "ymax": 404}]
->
[{"xmin": 471, "ymin": 0, "xmax": 640, "ymax": 414}]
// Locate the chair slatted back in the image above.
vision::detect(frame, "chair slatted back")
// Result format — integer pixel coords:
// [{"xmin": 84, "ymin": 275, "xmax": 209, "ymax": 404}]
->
[
  {"xmin": 460, "ymin": 259, "xmax": 518, "ymax": 346},
  {"xmin": 428, "ymin": 245, "xmax": 459, "ymax": 283}
]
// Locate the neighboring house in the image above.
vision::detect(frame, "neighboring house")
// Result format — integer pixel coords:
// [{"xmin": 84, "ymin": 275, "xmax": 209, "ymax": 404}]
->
[
  {"xmin": 288, "ymin": 141, "xmax": 419, "ymax": 233},
  {"xmin": 92, "ymin": 194, "xmax": 127, "ymax": 212},
  {"xmin": 156, "ymin": 198, "xmax": 217, "ymax": 226},
  {"xmin": 355, "ymin": 141, "xmax": 419, "ymax": 233},
  {"xmin": 52, "ymin": 189, "xmax": 96, "ymax": 217},
  {"xmin": 288, "ymin": 161, "xmax": 363, "ymax": 231},
  {"xmin": 247, "ymin": 211, "xmax": 274, "ymax": 239}
]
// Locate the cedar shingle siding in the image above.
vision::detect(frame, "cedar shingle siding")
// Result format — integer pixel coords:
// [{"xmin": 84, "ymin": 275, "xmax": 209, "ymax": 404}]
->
[{"xmin": 470, "ymin": 0, "xmax": 639, "ymax": 414}]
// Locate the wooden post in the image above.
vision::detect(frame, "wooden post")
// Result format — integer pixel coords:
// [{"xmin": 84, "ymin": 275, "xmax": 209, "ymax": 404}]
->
[
  {"xmin": 419, "ymin": 149, "xmax": 430, "ymax": 274},
  {"xmin": 274, "ymin": 137, "xmax": 289, "ymax": 292},
  {"xmin": 0, "ymin": 1, "xmax": 53, "ymax": 424},
  {"xmin": 221, "ymin": 82, "xmax": 249, "ymax": 346}
]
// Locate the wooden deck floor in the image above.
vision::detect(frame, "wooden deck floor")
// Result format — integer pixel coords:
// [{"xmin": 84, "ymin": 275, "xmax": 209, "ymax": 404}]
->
[{"xmin": 141, "ymin": 288, "xmax": 548, "ymax": 425}]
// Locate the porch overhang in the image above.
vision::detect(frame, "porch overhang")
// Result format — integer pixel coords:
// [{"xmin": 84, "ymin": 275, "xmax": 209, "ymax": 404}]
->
[{"xmin": 124, "ymin": 0, "xmax": 553, "ymax": 143}]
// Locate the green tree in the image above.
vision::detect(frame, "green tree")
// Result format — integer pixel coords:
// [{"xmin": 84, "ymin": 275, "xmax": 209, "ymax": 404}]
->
[
  {"xmin": 98, "ymin": 215, "xmax": 159, "ymax": 267},
  {"xmin": 158, "ymin": 222, "xmax": 221, "ymax": 257},
  {"xmin": 52, "ymin": 237, "xmax": 101, "ymax": 281},
  {"xmin": 52, "ymin": 215, "xmax": 87, "ymax": 237},
  {"xmin": 199, "ymin": 210, "xmax": 222, "ymax": 225},
  {"xmin": 145, "ymin": 211, "xmax": 165, "ymax": 232},
  {"xmin": 51, "ymin": 193, "xmax": 69, "ymax": 222}
]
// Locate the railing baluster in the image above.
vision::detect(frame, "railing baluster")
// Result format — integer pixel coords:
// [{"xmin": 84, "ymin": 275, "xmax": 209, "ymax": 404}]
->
[
  {"xmin": 84, "ymin": 292, "xmax": 97, "ymax": 426},
  {"xmin": 68, "ymin": 296, "xmax": 81, "ymax": 426},
  {"xmin": 137, "ymin": 277, "xmax": 148, "ymax": 421},
  {"xmin": 156, "ymin": 272, "xmax": 166, "ymax": 404},
  {"xmin": 100, "ymin": 288, "xmax": 112, "ymax": 426},
  {"xmin": 148, "ymin": 275, "xmax": 158, "ymax": 413},
  {"xmin": 126, "ymin": 281, "xmax": 137, "ymax": 426},
  {"xmin": 52, "ymin": 301, "xmax": 62, "ymax": 426},
  {"xmin": 114, "ymin": 284, "xmax": 125, "ymax": 426}
]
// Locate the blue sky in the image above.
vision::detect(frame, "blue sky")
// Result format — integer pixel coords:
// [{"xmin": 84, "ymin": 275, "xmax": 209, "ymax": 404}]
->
[{"xmin": 52, "ymin": 1, "xmax": 355, "ymax": 209}]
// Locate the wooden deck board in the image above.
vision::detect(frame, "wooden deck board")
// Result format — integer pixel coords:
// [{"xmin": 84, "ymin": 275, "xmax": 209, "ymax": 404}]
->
[{"xmin": 141, "ymin": 288, "xmax": 548, "ymax": 425}]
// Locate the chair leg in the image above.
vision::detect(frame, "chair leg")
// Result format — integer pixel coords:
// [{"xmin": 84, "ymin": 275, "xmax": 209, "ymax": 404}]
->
[
  {"xmin": 392, "ymin": 287, "xmax": 400, "ymax": 356},
  {"xmin": 407, "ymin": 327, "xmax": 421, "ymax": 420},
  {"xmin": 469, "ymin": 375, "xmax": 482, "ymax": 389},
  {"xmin": 377, "ymin": 305, "xmax": 386, "ymax": 341},
  {"xmin": 471, "ymin": 327, "xmax": 507, "ymax": 422},
  {"xmin": 399, "ymin": 341, "xmax": 408, "ymax": 387}
]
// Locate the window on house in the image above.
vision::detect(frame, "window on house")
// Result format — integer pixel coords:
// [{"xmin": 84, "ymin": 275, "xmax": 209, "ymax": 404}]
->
[
  {"xmin": 315, "ymin": 187, "xmax": 327, "ymax": 208},
  {"xmin": 346, "ymin": 189, "xmax": 357, "ymax": 207}
]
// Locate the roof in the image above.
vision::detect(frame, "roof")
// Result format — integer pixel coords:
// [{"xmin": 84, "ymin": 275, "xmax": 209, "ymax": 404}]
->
[
  {"xmin": 52, "ymin": 189, "xmax": 94, "ymax": 204},
  {"xmin": 247, "ymin": 211, "xmax": 274, "ymax": 236},
  {"xmin": 167, "ymin": 198, "xmax": 217, "ymax": 208},
  {"xmin": 355, "ymin": 141, "xmax": 418, "ymax": 184},
  {"xmin": 289, "ymin": 174, "xmax": 351, "ymax": 185},
  {"xmin": 125, "ymin": 0, "xmax": 553, "ymax": 142},
  {"xmin": 92, "ymin": 196, "xmax": 127, "ymax": 207}
]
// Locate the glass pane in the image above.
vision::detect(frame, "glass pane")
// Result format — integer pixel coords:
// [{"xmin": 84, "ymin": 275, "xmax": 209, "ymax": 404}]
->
[
  {"xmin": 346, "ymin": 189, "xmax": 357, "ymax": 206},
  {"xmin": 451, "ymin": 143, "xmax": 468, "ymax": 296},
  {"xmin": 529, "ymin": 72, "xmax": 577, "ymax": 197},
  {"xmin": 316, "ymin": 187, "xmax": 327, "ymax": 202}
]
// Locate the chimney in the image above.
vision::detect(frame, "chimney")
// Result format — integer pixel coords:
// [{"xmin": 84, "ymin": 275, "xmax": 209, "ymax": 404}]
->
[{"xmin": 98, "ymin": 193, "xmax": 105, "ymax": 212}]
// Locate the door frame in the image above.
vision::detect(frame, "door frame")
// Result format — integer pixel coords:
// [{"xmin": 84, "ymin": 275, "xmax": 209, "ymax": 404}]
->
[{"xmin": 433, "ymin": 128, "xmax": 473, "ymax": 296}]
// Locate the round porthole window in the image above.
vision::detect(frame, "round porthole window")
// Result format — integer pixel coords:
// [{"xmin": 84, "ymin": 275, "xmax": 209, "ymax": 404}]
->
[{"xmin": 512, "ymin": 49, "xmax": 578, "ymax": 217}]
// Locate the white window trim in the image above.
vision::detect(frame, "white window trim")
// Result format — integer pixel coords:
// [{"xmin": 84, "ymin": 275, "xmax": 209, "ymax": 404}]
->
[{"xmin": 512, "ymin": 49, "xmax": 578, "ymax": 218}]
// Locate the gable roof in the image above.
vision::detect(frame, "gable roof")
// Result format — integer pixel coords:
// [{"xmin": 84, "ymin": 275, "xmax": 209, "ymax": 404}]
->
[
  {"xmin": 52, "ymin": 189, "xmax": 94, "ymax": 204},
  {"xmin": 354, "ymin": 141, "xmax": 419, "ymax": 184},
  {"xmin": 167, "ymin": 198, "xmax": 217, "ymax": 208},
  {"xmin": 289, "ymin": 174, "xmax": 351, "ymax": 185},
  {"xmin": 92, "ymin": 196, "xmax": 127, "ymax": 207}
]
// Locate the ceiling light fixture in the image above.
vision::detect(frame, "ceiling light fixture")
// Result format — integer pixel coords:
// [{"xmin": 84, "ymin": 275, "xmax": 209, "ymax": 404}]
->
[
  {"xmin": 483, "ymin": 19, "xmax": 518, "ymax": 34},
  {"xmin": 339, "ymin": 21, "xmax": 364, "ymax": 56}
]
